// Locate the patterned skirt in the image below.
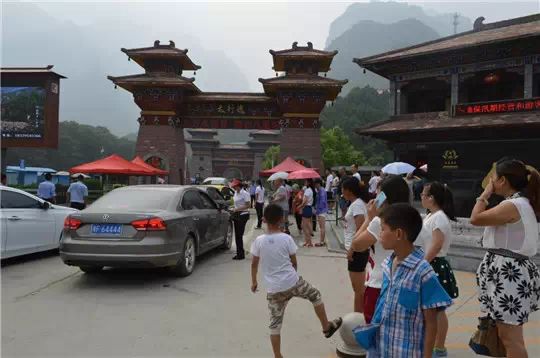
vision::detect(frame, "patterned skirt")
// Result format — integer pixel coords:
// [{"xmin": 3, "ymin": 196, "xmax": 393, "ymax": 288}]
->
[
  {"xmin": 477, "ymin": 251, "xmax": 540, "ymax": 325},
  {"xmin": 431, "ymin": 257, "xmax": 459, "ymax": 299}
]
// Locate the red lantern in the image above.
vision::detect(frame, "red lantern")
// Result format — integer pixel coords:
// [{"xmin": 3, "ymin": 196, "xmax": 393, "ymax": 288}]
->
[{"xmin": 483, "ymin": 72, "xmax": 500, "ymax": 85}]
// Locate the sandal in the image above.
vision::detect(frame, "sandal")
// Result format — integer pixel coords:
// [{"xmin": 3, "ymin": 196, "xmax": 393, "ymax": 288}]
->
[
  {"xmin": 315, "ymin": 242, "xmax": 326, "ymax": 247},
  {"xmin": 324, "ymin": 317, "xmax": 343, "ymax": 338}
]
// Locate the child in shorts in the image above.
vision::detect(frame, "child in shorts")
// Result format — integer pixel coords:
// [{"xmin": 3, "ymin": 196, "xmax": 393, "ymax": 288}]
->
[
  {"xmin": 354, "ymin": 203, "xmax": 453, "ymax": 358},
  {"xmin": 250, "ymin": 204, "xmax": 342, "ymax": 358}
]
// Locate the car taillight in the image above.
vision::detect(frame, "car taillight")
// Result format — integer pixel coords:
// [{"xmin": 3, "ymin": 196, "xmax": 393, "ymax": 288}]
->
[
  {"xmin": 64, "ymin": 216, "xmax": 82, "ymax": 230},
  {"xmin": 131, "ymin": 218, "xmax": 167, "ymax": 231}
]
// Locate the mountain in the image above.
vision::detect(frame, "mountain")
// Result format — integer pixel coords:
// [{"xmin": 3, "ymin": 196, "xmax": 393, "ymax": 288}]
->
[
  {"xmin": 326, "ymin": 1, "xmax": 472, "ymax": 46},
  {"xmin": 327, "ymin": 19, "xmax": 440, "ymax": 92},
  {"xmin": 1, "ymin": 2, "xmax": 250, "ymax": 136}
]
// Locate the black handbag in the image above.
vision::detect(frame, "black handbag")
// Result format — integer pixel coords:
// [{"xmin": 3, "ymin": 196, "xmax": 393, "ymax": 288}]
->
[{"xmin": 469, "ymin": 316, "xmax": 506, "ymax": 357}]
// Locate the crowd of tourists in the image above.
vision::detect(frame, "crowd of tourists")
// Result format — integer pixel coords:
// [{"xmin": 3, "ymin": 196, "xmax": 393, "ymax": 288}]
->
[{"xmin": 242, "ymin": 158, "xmax": 540, "ymax": 358}]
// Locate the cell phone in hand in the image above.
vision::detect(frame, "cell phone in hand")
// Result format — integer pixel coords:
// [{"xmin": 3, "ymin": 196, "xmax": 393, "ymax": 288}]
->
[{"xmin": 375, "ymin": 191, "xmax": 387, "ymax": 208}]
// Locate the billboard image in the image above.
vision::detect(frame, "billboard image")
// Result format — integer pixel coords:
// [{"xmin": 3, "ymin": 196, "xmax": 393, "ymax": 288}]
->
[{"xmin": 1, "ymin": 86, "xmax": 46, "ymax": 139}]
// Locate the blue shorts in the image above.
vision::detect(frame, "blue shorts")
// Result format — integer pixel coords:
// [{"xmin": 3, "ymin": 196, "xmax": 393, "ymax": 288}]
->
[{"xmin": 302, "ymin": 206, "xmax": 313, "ymax": 218}]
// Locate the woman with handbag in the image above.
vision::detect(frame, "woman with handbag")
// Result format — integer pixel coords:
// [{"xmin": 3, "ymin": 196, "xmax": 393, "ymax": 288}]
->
[
  {"xmin": 470, "ymin": 158, "xmax": 540, "ymax": 358},
  {"xmin": 231, "ymin": 179, "xmax": 251, "ymax": 260}
]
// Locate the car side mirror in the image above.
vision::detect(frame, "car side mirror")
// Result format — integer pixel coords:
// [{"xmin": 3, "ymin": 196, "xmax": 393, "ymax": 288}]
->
[{"xmin": 41, "ymin": 201, "xmax": 51, "ymax": 210}]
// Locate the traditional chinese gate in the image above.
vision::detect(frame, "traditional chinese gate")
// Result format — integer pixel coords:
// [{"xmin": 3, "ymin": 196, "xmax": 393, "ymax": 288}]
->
[{"xmin": 108, "ymin": 40, "xmax": 347, "ymax": 184}]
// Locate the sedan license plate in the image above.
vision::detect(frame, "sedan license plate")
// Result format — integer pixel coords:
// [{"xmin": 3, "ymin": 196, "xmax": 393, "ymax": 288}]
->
[{"xmin": 91, "ymin": 224, "xmax": 122, "ymax": 235}]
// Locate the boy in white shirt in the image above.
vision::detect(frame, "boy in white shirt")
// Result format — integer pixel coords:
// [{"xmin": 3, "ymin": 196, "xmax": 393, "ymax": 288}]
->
[{"xmin": 251, "ymin": 204, "xmax": 342, "ymax": 358}]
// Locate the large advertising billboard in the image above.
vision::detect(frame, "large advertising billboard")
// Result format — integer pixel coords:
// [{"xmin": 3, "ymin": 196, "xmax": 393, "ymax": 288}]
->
[{"xmin": 1, "ymin": 86, "xmax": 46, "ymax": 140}]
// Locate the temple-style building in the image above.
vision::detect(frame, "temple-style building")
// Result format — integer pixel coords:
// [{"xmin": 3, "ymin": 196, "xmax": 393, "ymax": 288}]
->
[
  {"xmin": 354, "ymin": 14, "xmax": 540, "ymax": 216},
  {"xmin": 108, "ymin": 41, "xmax": 346, "ymax": 183}
]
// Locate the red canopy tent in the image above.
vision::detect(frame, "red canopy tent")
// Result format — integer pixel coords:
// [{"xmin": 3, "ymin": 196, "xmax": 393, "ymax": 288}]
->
[
  {"xmin": 69, "ymin": 154, "xmax": 155, "ymax": 175},
  {"xmin": 260, "ymin": 157, "xmax": 308, "ymax": 176},
  {"xmin": 131, "ymin": 156, "xmax": 168, "ymax": 176}
]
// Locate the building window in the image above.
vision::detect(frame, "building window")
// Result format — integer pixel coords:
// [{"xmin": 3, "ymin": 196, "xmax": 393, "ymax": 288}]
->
[
  {"xmin": 533, "ymin": 65, "xmax": 540, "ymax": 98},
  {"xmin": 459, "ymin": 68, "xmax": 524, "ymax": 103},
  {"xmin": 401, "ymin": 77, "xmax": 450, "ymax": 114}
]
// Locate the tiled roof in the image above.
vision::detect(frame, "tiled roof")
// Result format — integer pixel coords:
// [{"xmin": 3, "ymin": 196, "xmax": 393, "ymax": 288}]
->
[
  {"xmin": 107, "ymin": 74, "xmax": 200, "ymax": 92},
  {"xmin": 354, "ymin": 14, "xmax": 540, "ymax": 65},
  {"xmin": 1, "ymin": 65, "xmax": 66, "ymax": 78},
  {"xmin": 121, "ymin": 41, "xmax": 200, "ymax": 70},
  {"xmin": 270, "ymin": 42, "xmax": 338, "ymax": 72},
  {"xmin": 357, "ymin": 111, "xmax": 540, "ymax": 135}
]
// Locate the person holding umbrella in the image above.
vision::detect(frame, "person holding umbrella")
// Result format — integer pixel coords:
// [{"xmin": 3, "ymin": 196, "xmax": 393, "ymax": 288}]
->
[{"xmin": 231, "ymin": 179, "xmax": 251, "ymax": 260}]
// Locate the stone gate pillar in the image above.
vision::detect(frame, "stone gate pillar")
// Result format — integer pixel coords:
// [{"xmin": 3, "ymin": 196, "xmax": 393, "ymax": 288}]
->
[{"xmin": 279, "ymin": 127, "xmax": 322, "ymax": 170}]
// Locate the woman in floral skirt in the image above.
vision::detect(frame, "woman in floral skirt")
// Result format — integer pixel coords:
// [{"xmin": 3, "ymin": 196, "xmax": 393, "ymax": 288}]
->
[{"xmin": 471, "ymin": 158, "xmax": 540, "ymax": 358}]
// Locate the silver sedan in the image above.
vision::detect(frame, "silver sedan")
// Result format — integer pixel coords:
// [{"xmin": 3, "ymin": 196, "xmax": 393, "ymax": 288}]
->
[{"xmin": 60, "ymin": 185, "xmax": 232, "ymax": 276}]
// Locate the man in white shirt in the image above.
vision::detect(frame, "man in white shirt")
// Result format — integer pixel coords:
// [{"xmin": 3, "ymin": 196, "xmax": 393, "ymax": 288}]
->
[
  {"xmin": 67, "ymin": 175, "xmax": 89, "ymax": 210},
  {"xmin": 271, "ymin": 179, "xmax": 290, "ymax": 233},
  {"xmin": 255, "ymin": 179, "xmax": 265, "ymax": 229},
  {"xmin": 368, "ymin": 171, "xmax": 382, "ymax": 198},
  {"xmin": 325, "ymin": 169, "xmax": 334, "ymax": 211},
  {"xmin": 351, "ymin": 164, "xmax": 361, "ymax": 182},
  {"xmin": 37, "ymin": 173, "xmax": 56, "ymax": 203}
]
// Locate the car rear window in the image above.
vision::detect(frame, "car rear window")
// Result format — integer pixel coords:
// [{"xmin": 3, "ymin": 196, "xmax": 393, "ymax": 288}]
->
[
  {"xmin": 90, "ymin": 189, "xmax": 173, "ymax": 211},
  {"xmin": 203, "ymin": 179, "xmax": 226, "ymax": 185}
]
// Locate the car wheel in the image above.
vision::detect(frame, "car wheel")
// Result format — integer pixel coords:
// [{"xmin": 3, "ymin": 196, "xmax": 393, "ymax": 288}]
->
[
  {"xmin": 220, "ymin": 221, "xmax": 233, "ymax": 250},
  {"xmin": 79, "ymin": 265, "xmax": 103, "ymax": 274},
  {"xmin": 169, "ymin": 236, "xmax": 196, "ymax": 277}
]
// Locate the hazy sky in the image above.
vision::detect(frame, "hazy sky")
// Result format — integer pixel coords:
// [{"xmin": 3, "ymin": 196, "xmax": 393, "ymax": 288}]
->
[{"xmin": 27, "ymin": 0, "xmax": 540, "ymax": 92}]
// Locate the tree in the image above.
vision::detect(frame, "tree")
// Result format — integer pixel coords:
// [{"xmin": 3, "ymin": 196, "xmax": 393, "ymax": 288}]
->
[
  {"xmin": 320, "ymin": 86, "xmax": 393, "ymax": 165},
  {"xmin": 262, "ymin": 145, "xmax": 280, "ymax": 170},
  {"xmin": 321, "ymin": 127, "xmax": 366, "ymax": 169},
  {"xmin": 6, "ymin": 121, "xmax": 136, "ymax": 170}
]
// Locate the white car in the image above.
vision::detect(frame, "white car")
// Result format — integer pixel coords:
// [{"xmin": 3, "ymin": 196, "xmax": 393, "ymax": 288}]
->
[{"xmin": 0, "ymin": 186, "xmax": 78, "ymax": 259}]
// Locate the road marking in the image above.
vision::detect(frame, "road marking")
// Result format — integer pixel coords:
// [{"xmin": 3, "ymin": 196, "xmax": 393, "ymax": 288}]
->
[{"xmin": 14, "ymin": 270, "xmax": 81, "ymax": 301}]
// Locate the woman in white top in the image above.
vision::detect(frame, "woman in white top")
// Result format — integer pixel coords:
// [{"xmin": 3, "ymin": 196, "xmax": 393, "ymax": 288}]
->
[
  {"xmin": 470, "ymin": 158, "xmax": 540, "ymax": 358},
  {"xmin": 421, "ymin": 181, "xmax": 459, "ymax": 358},
  {"xmin": 231, "ymin": 179, "xmax": 251, "ymax": 260},
  {"xmin": 300, "ymin": 179, "xmax": 315, "ymax": 247},
  {"xmin": 342, "ymin": 177, "xmax": 370, "ymax": 313},
  {"xmin": 351, "ymin": 175, "xmax": 410, "ymax": 322}
]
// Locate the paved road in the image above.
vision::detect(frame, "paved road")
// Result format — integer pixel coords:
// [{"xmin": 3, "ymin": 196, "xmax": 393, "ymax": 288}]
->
[{"xmin": 2, "ymin": 216, "xmax": 539, "ymax": 357}]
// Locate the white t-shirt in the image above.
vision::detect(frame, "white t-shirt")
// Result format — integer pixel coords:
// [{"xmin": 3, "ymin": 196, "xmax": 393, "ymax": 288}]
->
[
  {"xmin": 422, "ymin": 210, "xmax": 453, "ymax": 257},
  {"xmin": 483, "ymin": 196, "xmax": 539, "ymax": 257},
  {"xmin": 368, "ymin": 176, "xmax": 381, "ymax": 194},
  {"xmin": 250, "ymin": 233, "xmax": 299, "ymax": 293},
  {"xmin": 325, "ymin": 174, "xmax": 334, "ymax": 192},
  {"xmin": 343, "ymin": 198, "xmax": 367, "ymax": 249},
  {"xmin": 303, "ymin": 187, "xmax": 314, "ymax": 206},
  {"xmin": 353, "ymin": 172, "xmax": 361, "ymax": 181},
  {"xmin": 255, "ymin": 186, "xmax": 265, "ymax": 203},
  {"xmin": 233, "ymin": 189, "xmax": 251, "ymax": 215},
  {"xmin": 365, "ymin": 217, "xmax": 393, "ymax": 289},
  {"xmin": 332, "ymin": 176, "xmax": 339, "ymax": 188}
]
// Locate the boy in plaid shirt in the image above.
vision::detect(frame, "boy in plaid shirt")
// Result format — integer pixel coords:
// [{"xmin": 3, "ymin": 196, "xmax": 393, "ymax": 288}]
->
[{"xmin": 354, "ymin": 203, "xmax": 453, "ymax": 358}]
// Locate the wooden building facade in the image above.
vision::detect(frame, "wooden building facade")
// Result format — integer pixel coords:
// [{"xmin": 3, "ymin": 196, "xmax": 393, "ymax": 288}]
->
[{"xmin": 355, "ymin": 15, "xmax": 540, "ymax": 216}]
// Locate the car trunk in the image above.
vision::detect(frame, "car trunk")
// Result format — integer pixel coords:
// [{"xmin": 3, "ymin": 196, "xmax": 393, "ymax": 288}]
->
[{"xmin": 71, "ymin": 212, "xmax": 160, "ymax": 241}]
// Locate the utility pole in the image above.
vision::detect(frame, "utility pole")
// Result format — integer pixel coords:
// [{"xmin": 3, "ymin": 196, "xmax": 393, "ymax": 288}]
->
[{"xmin": 453, "ymin": 13, "xmax": 459, "ymax": 34}]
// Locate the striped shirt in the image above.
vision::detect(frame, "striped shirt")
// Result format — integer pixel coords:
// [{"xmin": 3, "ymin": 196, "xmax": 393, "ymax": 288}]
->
[{"xmin": 355, "ymin": 248, "xmax": 452, "ymax": 357}]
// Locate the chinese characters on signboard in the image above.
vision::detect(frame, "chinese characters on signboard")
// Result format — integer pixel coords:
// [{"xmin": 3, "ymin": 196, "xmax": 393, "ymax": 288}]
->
[
  {"xmin": 454, "ymin": 98, "xmax": 540, "ymax": 116},
  {"xmin": 185, "ymin": 103, "xmax": 278, "ymax": 118}
]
